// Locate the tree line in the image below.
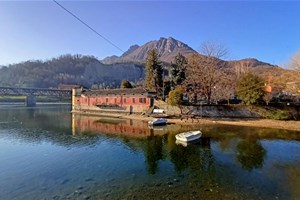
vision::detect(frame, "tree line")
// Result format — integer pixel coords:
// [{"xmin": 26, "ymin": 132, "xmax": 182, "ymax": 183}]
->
[
  {"xmin": 141, "ymin": 43, "xmax": 300, "ymax": 108},
  {"xmin": 0, "ymin": 54, "xmax": 97, "ymax": 88}
]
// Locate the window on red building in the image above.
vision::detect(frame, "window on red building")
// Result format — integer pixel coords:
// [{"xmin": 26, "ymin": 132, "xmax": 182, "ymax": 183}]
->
[
  {"xmin": 132, "ymin": 98, "xmax": 135, "ymax": 103},
  {"xmin": 124, "ymin": 98, "xmax": 127, "ymax": 103},
  {"xmin": 139, "ymin": 98, "xmax": 146, "ymax": 103},
  {"xmin": 106, "ymin": 98, "xmax": 108, "ymax": 104}
]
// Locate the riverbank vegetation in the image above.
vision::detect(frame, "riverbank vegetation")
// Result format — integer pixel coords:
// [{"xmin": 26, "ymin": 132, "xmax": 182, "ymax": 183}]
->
[{"xmin": 141, "ymin": 43, "xmax": 300, "ymax": 121}]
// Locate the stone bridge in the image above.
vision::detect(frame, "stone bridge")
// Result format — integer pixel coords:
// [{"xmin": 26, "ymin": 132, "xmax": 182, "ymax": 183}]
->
[{"xmin": 0, "ymin": 86, "xmax": 72, "ymax": 107}]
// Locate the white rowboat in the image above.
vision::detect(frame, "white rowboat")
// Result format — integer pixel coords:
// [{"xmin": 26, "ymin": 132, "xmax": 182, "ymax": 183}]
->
[{"xmin": 175, "ymin": 130, "xmax": 202, "ymax": 142}]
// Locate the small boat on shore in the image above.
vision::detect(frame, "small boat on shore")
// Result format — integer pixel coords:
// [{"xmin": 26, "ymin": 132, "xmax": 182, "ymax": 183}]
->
[
  {"xmin": 175, "ymin": 130, "xmax": 202, "ymax": 142},
  {"xmin": 148, "ymin": 118, "xmax": 167, "ymax": 126},
  {"xmin": 149, "ymin": 113, "xmax": 170, "ymax": 118}
]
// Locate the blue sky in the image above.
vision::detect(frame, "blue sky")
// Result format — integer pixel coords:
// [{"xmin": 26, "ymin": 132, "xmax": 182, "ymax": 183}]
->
[{"xmin": 0, "ymin": 1, "xmax": 300, "ymax": 66}]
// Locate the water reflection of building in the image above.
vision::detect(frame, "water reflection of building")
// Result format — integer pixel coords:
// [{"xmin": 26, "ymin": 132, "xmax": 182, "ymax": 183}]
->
[{"xmin": 72, "ymin": 114, "xmax": 152, "ymax": 138}]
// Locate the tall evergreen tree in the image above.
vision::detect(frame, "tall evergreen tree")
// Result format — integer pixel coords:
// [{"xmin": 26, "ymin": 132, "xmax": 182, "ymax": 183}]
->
[
  {"xmin": 145, "ymin": 49, "xmax": 163, "ymax": 94},
  {"xmin": 237, "ymin": 73, "xmax": 265, "ymax": 105},
  {"xmin": 170, "ymin": 53, "xmax": 187, "ymax": 87},
  {"xmin": 120, "ymin": 80, "xmax": 133, "ymax": 88}
]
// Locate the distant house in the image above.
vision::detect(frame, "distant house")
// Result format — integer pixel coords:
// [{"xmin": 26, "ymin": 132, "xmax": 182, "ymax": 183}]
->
[
  {"xmin": 264, "ymin": 84, "xmax": 272, "ymax": 93},
  {"xmin": 72, "ymin": 88, "xmax": 156, "ymax": 114}
]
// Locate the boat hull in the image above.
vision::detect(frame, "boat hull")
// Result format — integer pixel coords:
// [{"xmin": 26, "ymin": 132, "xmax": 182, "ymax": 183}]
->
[
  {"xmin": 175, "ymin": 131, "xmax": 202, "ymax": 142},
  {"xmin": 148, "ymin": 118, "xmax": 167, "ymax": 126}
]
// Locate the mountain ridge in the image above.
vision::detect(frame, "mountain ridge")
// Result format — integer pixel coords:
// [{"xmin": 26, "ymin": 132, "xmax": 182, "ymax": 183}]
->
[
  {"xmin": 0, "ymin": 37, "xmax": 284, "ymax": 89},
  {"xmin": 101, "ymin": 37, "xmax": 276, "ymax": 70},
  {"xmin": 102, "ymin": 37, "xmax": 197, "ymax": 64}
]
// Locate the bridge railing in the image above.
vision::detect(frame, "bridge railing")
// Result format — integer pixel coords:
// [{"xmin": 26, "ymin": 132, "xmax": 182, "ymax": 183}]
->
[{"xmin": 0, "ymin": 86, "xmax": 72, "ymax": 97}]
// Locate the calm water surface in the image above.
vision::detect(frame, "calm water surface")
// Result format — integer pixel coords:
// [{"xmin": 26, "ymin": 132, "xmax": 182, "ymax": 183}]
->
[{"xmin": 0, "ymin": 105, "xmax": 299, "ymax": 200}]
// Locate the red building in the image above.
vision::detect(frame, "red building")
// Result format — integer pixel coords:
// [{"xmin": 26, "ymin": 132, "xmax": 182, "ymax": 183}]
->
[{"xmin": 72, "ymin": 88, "xmax": 156, "ymax": 114}]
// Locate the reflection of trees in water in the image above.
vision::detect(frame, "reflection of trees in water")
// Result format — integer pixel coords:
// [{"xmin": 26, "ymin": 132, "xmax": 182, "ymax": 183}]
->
[
  {"xmin": 169, "ymin": 137, "xmax": 217, "ymax": 184},
  {"xmin": 144, "ymin": 133, "xmax": 164, "ymax": 174},
  {"xmin": 218, "ymin": 137, "xmax": 234, "ymax": 152},
  {"xmin": 204, "ymin": 124, "xmax": 300, "ymax": 141},
  {"xmin": 169, "ymin": 143, "xmax": 200, "ymax": 172},
  {"xmin": 236, "ymin": 139, "xmax": 266, "ymax": 171}
]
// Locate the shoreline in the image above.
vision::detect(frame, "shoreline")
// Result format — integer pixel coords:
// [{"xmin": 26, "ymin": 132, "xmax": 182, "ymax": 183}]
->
[
  {"xmin": 72, "ymin": 110, "xmax": 300, "ymax": 132},
  {"xmin": 127, "ymin": 115, "xmax": 300, "ymax": 132}
]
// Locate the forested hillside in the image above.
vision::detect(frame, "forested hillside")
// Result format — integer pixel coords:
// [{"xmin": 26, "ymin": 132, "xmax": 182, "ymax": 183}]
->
[{"xmin": 0, "ymin": 55, "xmax": 145, "ymax": 88}]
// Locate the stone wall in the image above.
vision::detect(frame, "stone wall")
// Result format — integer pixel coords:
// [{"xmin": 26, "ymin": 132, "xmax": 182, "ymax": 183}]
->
[
  {"xmin": 188, "ymin": 105, "xmax": 260, "ymax": 118},
  {"xmin": 154, "ymin": 100, "xmax": 260, "ymax": 118},
  {"xmin": 73, "ymin": 104, "xmax": 150, "ymax": 115}
]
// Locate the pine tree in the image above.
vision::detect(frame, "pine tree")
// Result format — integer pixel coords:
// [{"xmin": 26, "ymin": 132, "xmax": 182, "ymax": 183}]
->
[
  {"xmin": 120, "ymin": 80, "xmax": 132, "ymax": 89},
  {"xmin": 237, "ymin": 73, "xmax": 265, "ymax": 105},
  {"xmin": 170, "ymin": 53, "xmax": 187, "ymax": 87},
  {"xmin": 145, "ymin": 49, "xmax": 163, "ymax": 94}
]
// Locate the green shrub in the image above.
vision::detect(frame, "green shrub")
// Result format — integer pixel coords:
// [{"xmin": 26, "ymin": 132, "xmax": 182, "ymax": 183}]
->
[
  {"xmin": 270, "ymin": 110, "xmax": 290, "ymax": 120},
  {"xmin": 249, "ymin": 106, "xmax": 291, "ymax": 120}
]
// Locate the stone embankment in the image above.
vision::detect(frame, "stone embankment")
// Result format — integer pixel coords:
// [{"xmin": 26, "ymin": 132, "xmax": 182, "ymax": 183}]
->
[
  {"xmin": 155, "ymin": 100, "xmax": 260, "ymax": 118},
  {"xmin": 151, "ymin": 101, "xmax": 300, "ymax": 131}
]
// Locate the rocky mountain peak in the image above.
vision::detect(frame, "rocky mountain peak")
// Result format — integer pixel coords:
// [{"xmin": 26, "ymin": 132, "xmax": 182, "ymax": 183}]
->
[
  {"xmin": 101, "ymin": 37, "xmax": 197, "ymax": 64},
  {"xmin": 121, "ymin": 44, "xmax": 140, "ymax": 57}
]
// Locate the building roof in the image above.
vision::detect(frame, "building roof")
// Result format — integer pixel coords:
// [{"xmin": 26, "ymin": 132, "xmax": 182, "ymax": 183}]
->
[{"xmin": 82, "ymin": 88, "xmax": 156, "ymax": 97}]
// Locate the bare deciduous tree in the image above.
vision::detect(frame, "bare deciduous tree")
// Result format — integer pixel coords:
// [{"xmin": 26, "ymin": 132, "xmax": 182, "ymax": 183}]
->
[
  {"xmin": 201, "ymin": 41, "xmax": 229, "ymax": 59},
  {"xmin": 263, "ymin": 92, "xmax": 273, "ymax": 106},
  {"xmin": 289, "ymin": 51, "xmax": 300, "ymax": 71},
  {"xmin": 212, "ymin": 74, "xmax": 236, "ymax": 104},
  {"xmin": 287, "ymin": 51, "xmax": 300, "ymax": 98},
  {"xmin": 184, "ymin": 42, "xmax": 229, "ymax": 103},
  {"xmin": 234, "ymin": 60, "xmax": 252, "ymax": 80},
  {"xmin": 184, "ymin": 53, "xmax": 203, "ymax": 102}
]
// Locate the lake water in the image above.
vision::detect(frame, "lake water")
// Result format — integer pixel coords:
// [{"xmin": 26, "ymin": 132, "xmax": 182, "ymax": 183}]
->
[{"xmin": 0, "ymin": 105, "xmax": 299, "ymax": 200}]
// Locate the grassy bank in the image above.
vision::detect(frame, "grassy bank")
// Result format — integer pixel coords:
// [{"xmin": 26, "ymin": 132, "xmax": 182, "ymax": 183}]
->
[{"xmin": 249, "ymin": 105, "xmax": 300, "ymax": 120}]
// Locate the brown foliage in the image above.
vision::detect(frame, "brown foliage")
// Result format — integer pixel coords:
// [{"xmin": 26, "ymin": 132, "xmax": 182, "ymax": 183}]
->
[
  {"xmin": 183, "ymin": 42, "xmax": 231, "ymax": 103},
  {"xmin": 290, "ymin": 51, "xmax": 300, "ymax": 71}
]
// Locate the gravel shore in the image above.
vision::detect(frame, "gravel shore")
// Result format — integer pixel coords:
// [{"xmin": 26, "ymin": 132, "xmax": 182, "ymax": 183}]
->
[{"xmin": 123, "ymin": 114, "xmax": 300, "ymax": 132}]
